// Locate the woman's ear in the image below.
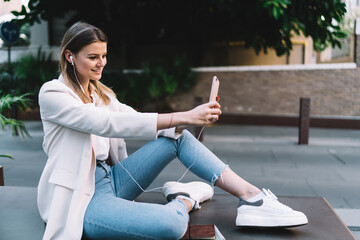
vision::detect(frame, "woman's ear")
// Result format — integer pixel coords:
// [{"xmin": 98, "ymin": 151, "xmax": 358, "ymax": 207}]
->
[{"xmin": 64, "ymin": 50, "xmax": 73, "ymax": 65}]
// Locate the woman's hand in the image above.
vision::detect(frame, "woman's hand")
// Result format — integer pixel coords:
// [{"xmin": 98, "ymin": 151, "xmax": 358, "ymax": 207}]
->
[
  {"xmin": 185, "ymin": 101, "xmax": 222, "ymax": 126},
  {"xmin": 157, "ymin": 101, "xmax": 221, "ymax": 131}
]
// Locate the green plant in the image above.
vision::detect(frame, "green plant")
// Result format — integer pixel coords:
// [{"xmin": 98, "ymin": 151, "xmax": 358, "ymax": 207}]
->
[
  {"xmin": 102, "ymin": 56, "xmax": 196, "ymax": 112},
  {"xmin": 0, "ymin": 91, "xmax": 32, "ymax": 159},
  {"xmin": 0, "ymin": 71, "xmax": 24, "ymax": 95},
  {"xmin": 101, "ymin": 70, "xmax": 148, "ymax": 110},
  {"xmin": 12, "ymin": 47, "xmax": 58, "ymax": 97},
  {"xmin": 12, "ymin": 0, "xmax": 347, "ymax": 59},
  {"xmin": 141, "ymin": 56, "xmax": 196, "ymax": 111},
  {"xmin": 0, "ymin": 48, "xmax": 58, "ymax": 106}
]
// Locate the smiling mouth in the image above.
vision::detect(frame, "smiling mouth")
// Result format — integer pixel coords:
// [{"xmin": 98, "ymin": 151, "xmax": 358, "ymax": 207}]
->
[{"xmin": 92, "ymin": 69, "xmax": 102, "ymax": 73}]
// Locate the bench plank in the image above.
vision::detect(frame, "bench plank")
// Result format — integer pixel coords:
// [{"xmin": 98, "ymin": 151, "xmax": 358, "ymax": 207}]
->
[{"xmin": 0, "ymin": 187, "xmax": 44, "ymax": 240}]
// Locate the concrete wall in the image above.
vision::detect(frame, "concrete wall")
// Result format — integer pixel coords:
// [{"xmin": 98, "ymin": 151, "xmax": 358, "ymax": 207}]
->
[{"xmin": 202, "ymin": 35, "xmax": 315, "ymax": 66}]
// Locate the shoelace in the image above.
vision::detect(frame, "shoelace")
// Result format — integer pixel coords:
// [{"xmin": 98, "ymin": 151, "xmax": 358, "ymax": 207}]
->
[
  {"xmin": 262, "ymin": 188, "xmax": 292, "ymax": 210},
  {"xmin": 263, "ymin": 189, "xmax": 278, "ymax": 200}
]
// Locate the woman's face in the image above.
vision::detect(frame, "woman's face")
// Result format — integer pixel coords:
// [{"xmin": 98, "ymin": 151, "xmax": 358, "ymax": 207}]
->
[{"xmin": 73, "ymin": 41, "xmax": 107, "ymax": 82}]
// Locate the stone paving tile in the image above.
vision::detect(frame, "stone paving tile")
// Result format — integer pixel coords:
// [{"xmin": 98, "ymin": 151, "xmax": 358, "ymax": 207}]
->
[{"xmin": 335, "ymin": 209, "xmax": 360, "ymax": 227}]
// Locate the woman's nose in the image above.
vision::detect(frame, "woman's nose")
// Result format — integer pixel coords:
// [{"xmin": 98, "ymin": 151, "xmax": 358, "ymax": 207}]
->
[{"xmin": 97, "ymin": 58, "xmax": 105, "ymax": 67}]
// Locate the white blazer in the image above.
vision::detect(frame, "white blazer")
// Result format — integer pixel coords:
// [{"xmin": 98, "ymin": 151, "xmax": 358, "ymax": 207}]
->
[{"xmin": 38, "ymin": 75, "xmax": 179, "ymax": 240}]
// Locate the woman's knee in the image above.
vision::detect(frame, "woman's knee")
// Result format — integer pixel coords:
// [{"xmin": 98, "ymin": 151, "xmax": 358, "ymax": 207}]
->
[
  {"xmin": 157, "ymin": 217, "xmax": 188, "ymax": 240},
  {"xmin": 156, "ymin": 204, "xmax": 189, "ymax": 239},
  {"xmin": 181, "ymin": 129, "xmax": 194, "ymax": 139}
]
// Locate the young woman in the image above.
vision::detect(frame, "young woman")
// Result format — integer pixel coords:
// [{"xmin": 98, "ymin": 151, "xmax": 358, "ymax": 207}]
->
[{"xmin": 37, "ymin": 22, "xmax": 308, "ymax": 240}]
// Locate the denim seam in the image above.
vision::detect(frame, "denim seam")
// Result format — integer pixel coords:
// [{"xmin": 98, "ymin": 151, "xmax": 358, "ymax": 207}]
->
[
  {"xmin": 97, "ymin": 161, "xmax": 110, "ymax": 175},
  {"xmin": 177, "ymin": 131, "xmax": 227, "ymax": 187}
]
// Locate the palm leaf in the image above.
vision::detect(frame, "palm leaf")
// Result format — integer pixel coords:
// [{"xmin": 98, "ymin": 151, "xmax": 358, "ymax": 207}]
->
[
  {"xmin": 0, "ymin": 92, "xmax": 32, "ymax": 139},
  {"xmin": 0, "ymin": 114, "xmax": 31, "ymax": 139},
  {"xmin": 0, "ymin": 154, "xmax": 14, "ymax": 159},
  {"xmin": 0, "ymin": 92, "xmax": 31, "ymax": 112}
]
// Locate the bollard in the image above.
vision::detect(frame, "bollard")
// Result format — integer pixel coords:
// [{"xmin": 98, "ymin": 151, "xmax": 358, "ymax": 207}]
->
[
  {"xmin": 298, "ymin": 98, "xmax": 310, "ymax": 145},
  {"xmin": 0, "ymin": 165, "xmax": 4, "ymax": 186},
  {"xmin": 194, "ymin": 97, "xmax": 204, "ymax": 141}
]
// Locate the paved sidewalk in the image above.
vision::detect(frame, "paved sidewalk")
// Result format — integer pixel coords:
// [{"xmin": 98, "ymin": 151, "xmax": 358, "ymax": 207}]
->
[{"xmin": 0, "ymin": 121, "xmax": 359, "ymax": 239}]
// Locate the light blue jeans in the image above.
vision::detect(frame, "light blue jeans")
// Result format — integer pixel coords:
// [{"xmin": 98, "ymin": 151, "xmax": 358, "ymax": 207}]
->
[{"xmin": 83, "ymin": 130, "xmax": 227, "ymax": 240}]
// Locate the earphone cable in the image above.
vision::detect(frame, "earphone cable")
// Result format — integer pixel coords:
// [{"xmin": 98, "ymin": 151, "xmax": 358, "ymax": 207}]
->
[{"xmin": 118, "ymin": 125, "xmax": 206, "ymax": 193}]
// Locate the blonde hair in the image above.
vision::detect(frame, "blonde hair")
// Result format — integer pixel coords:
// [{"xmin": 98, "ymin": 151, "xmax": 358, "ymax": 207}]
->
[{"xmin": 59, "ymin": 21, "xmax": 114, "ymax": 105}]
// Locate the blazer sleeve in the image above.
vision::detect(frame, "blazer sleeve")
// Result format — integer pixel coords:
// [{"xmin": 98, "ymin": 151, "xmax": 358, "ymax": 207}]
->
[
  {"xmin": 39, "ymin": 80, "xmax": 158, "ymax": 139},
  {"xmin": 109, "ymin": 89, "xmax": 182, "ymax": 139}
]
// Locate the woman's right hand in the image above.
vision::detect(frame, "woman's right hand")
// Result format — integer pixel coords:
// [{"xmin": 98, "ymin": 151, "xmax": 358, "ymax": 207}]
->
[
  {"xmin": 184, "ymin": 101, "xmax": 222, "ymax": 127},
  {"xmin": 157, "ymin": 101, "xmax": 221, "ymax": 131}
]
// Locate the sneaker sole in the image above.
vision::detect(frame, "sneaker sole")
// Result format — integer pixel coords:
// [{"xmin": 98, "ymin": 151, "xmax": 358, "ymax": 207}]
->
[
  {"xmin": 236, "ymin": 214, "xmax": 308, "ymax": 228},
  {"xmin": 236, "ymin": 223, "xmax": 308, "ymax": 229}
]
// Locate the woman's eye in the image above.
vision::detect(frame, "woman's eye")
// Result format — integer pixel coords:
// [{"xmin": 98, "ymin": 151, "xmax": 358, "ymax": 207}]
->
[{"xmin": 89, "ymin": 57, "xmax": 97, "ymax": 60}]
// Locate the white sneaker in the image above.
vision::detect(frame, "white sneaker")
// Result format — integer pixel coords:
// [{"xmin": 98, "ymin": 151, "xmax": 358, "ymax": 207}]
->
[
  {"xmin": 162, "ymin": 181, "xmax": 214, "ymax": 210},
  {"xmin": 236, "ymin": 189, "xmax": 308, "ymax": 228}
]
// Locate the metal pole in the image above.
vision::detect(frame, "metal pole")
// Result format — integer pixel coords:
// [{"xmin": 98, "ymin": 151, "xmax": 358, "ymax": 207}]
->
[
  {"xmin": 8, "ymin": 43, "xmax": 18, "ymax": 135},
  {"xmin": 7, "ymin": 44, "xmax": 12, "ymax": 73}
]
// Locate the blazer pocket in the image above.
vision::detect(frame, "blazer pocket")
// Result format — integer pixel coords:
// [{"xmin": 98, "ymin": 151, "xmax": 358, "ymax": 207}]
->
[{"xmin": 49, "ymin": 168, "xmax": 78, "ymax": 190}]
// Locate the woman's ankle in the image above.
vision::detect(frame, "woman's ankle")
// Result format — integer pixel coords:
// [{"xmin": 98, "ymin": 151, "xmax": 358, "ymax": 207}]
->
[
  {"xmin": 177, "ymin": 197, "xmax": 195, "ymax": 212},
  {"xmin": 240, "ymin": 188, "xmax": 262, "ymax": 201}
]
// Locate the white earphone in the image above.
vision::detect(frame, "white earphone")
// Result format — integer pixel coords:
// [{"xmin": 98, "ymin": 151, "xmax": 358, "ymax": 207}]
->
[
  {"xmin": 69, "ymin": 54, "xmax": 87, "ymax": 96},
  {"xmin": 69, "ymin": 55, "xmax": 74, "ymax": 65}
]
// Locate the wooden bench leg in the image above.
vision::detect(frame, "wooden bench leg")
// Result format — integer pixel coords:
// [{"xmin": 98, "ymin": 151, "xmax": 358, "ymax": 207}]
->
[{"xmin": 0, "ymin": 165, "xmax": 4, "ymax": 186}]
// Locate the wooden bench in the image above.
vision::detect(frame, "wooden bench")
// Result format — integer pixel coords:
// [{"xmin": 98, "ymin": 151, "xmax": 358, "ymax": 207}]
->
[
  {"xmin": 0, "ymin": 186, "xmax": 44, "ymax": 239},
  {"xmin": 136, "ymin": 192, "xmax": 357, "ymax": 240},
  {"xmin": 0, "ymin": 186, "xmax": 356, "ymax": 240}
]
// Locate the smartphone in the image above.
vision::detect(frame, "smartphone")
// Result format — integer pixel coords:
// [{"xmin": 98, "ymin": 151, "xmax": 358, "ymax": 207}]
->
[{"xmin": 209, "ymin": 76, "xmax": 220, "ymax": 102}]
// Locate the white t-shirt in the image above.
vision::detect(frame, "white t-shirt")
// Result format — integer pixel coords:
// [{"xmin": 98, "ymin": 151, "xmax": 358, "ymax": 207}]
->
[{"xmin": 89, "ymin": 91, "xmax": 110, "ymax": 161}]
